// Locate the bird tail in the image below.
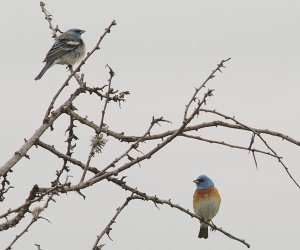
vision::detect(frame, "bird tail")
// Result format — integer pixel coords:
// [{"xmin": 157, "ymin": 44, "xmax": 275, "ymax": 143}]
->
[
  {"xmin": 198, "ymin": 223, "xmax": 208, "ymax": 239},
  {"xmin": 34, "ymin": 61, "xmax": 54, "ymax": 81}
]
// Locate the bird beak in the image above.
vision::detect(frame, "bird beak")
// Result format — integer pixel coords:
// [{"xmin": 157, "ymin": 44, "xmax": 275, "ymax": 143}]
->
[
  {"xmin": 80, "ymin": 30, "xmax": 86, "ymax": 34},
  {"xmin": 193, "ymin": 179, "xmax": 199, "ymax": 184}
]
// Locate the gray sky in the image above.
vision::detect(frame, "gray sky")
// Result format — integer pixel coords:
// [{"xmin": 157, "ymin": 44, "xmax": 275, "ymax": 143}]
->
[{"xmin": 1, "ymin": 0, "xmax": 300, "ymax": 249}]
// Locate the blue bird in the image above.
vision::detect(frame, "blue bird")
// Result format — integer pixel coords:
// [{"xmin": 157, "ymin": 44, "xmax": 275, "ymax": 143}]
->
[
  {"xmin": 35, "ymin": 28, "xmax": 86, "ymax": 80},
  {"xmin": 193, "ymin": 175, "xmax": 221, "ymax": 239}
]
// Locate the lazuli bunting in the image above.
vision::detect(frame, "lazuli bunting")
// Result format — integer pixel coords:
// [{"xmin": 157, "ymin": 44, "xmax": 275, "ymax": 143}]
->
[
  {"xmin": 193, "ymin": 175, "xmax": 221, "ymax": 239},
  {"xmin": 35, "ymin": 28, "xmax": 86, "ymax": 80}
]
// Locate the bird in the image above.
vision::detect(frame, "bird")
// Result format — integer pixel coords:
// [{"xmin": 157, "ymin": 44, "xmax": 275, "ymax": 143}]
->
[
  {"xmin": 193, "ymin": 175, "xmax": 221, "ymax": 239},
  {"xmin": 35, "ymin": 28, "xmax": 86, "ymax": 80}
]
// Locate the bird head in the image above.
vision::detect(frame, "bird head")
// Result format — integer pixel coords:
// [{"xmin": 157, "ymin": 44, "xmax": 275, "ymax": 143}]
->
[
  {"xmin": 193, "ymin": 175, "xmax": 215, "ymax": 189},
  {"xmin": 67, "ymin": 28, "xmax": 86, "ymax": 36}
]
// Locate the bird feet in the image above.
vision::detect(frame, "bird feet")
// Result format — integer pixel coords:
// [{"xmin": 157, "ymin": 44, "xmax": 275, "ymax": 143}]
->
[
  {"xmin": 210, "ymin": 220, "xmax": 216, "ymax": 231},
  {"xmin": 67, "ymin": 64, "xmax": 73, "ymax": 73}
]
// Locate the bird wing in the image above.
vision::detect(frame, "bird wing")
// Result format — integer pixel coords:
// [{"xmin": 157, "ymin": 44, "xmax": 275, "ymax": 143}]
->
[{"xmin": 43, "ymin": 38, "xmax": 82, "ymax": 63}]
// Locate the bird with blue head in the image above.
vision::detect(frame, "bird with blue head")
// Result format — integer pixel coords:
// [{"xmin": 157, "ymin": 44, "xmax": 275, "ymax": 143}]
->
[
  {"xmin": 193, "ymin": 175, "xmax": 221, "ymax": 239},
  {"xmin": 35, "ymin": 28, "xmax": 86, "ymax": 80}
]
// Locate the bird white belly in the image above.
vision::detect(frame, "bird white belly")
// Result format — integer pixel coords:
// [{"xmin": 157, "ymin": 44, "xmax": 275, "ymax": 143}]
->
[
  {"xmin": 57, "ymin": 44, "xmax": 86, "ymax": 65},
  {"xmin": 194, "ymin": 196, "xmax": 220, "ymax": 221}
]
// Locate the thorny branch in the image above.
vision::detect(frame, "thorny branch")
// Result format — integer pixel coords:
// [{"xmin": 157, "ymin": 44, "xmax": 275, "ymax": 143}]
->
[
  {"xmin": 107, "ymin": 179, "xmax": 251, "ymax": 248},
  {"xmin": 100, "ymin": 116, "xmax": 171, "ymax": 173},
  {"xmin": 200, "ymin": 108, "xmax": 300, "ymax": 188},
  {"xmin": 80, "ymin": 65, "xmax": 115, "ymax": 183},
  {"xmin": 5, "ymin": 194, "xmax": 53, "ymax": 250},
  {"xmin": 0, "ymin": 183, "xmax": 70, "ymax": 226},
  {"xmin": 34, "ymin": 140, "xmax": 250, "ymax": 246},
  {"xmin": 183, "ymin": 58, "xmax": 231, "ymax": 120},
  {"xmin": 0, "ymin": 84, "xmax": 84, "ymax": 177},
  {"xmin": 51, "ymin": 115, "xmax": 78, "ymax": 187},
  {"xmin": 91, "ymin": 196, "xmax": 133, "ymax": 250},
  {"xmin": 91, "ymin": 193, "xmax": 250, "ymax": 249},
  {"xmin": 181, "ymin": 133, "xmax": 279, "ymax": 159},
  {"xmin": 67, "ymin": 110, "xmax": 300, "ymax": 146},
  {"xmin": 39, "ymin": 1, "xmax": 61, "ymax": 38}
]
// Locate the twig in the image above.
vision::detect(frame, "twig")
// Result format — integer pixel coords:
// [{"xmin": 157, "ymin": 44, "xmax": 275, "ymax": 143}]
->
[
  {"xmin": 52, "ymin": 115, "xmax": 78, "ymax": 187},
  {"xmin": 80, "ymin": 65, "xmax": 115, "ymax": 182},
  {"xmin": 99, "ymin": 65, "xmax": 115, "ymax": 130},
  {"xmin": 181, "ymin": 133, "xmax": 279, "ymax": 159},
  {"xmin": 39, "ymin": 1, "xmax": 59, "ymax": 38},
  {"xmin": 4, "ymin": 194, "xmax": 54, "ymax": 250},
  {"xmin": 5, "ymin": 218, "xmax": 37, "ymax": 250},
  {"xmin": 91, "ymin": 196, "xmax": 133, "ymax": 249},
  {"xmin": 35, "ymin": 244, "xmax": 43, "ymax": 250},
  {"xmin": 101, "ymin": 116, "xmax": 169, "ymax": 173},
  {"xmin": 183, "ymin": 58, "xmax": 231, "ymax": 120},
  {"xmin": 0, "ymin": 172, "xmax": 12, "ymax": 202},
  {"xmin": 200, "ymin": 108, "xmax": 300, "ymax": 188},
  {"xmin": 0, "ymin": 184, "xmax": 69, "ymax": 224}
]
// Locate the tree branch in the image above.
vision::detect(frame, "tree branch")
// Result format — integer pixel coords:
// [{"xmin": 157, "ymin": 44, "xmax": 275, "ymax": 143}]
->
[{"xmin": 91, "ymin": 196, "xmax": 133, "ymax": 250}]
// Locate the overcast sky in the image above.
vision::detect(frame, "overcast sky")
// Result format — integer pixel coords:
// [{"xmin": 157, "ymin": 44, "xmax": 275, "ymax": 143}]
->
[{"xmin": 1, "ymin": 1, "xmax": 300, "ymax": 250}]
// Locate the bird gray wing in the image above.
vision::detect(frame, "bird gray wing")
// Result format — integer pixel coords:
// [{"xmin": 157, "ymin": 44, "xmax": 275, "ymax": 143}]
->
[{"xmin": 43, "ymin": 38, "xmax": 83, "ymax": 62}]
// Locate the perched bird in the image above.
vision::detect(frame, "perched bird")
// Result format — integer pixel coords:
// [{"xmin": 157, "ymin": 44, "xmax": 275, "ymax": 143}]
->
[
  {"xmin": 35, "ymin": 28, "xmax": 86, "ymax": 80},
  {"xmin": 193, "ymin": 175, "xmax": 221, "ymax": 239}
]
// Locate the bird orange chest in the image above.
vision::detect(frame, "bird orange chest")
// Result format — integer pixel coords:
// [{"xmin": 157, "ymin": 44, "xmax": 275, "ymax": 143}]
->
[{"xmin": 193, "ymin": 187, "xmax": 220, "ymax": 202}]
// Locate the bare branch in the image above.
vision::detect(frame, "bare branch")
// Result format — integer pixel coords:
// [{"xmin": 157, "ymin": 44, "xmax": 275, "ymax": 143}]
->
[
  {"xmin": 200, "ymin": 108, "xmax": 300, "ymax": 188},
  {"xmin": 91, "ymin": 196, "xmax": 133, "ymax": 249},
  {"xmin": 108, "ymin": 178, "xmax": 250, "ymax": 248},
  {"xmin": 80, "ymin": 65, "xmax": 116, "ymax": 182},
  {"xmin": 69, "ymin": 111, "xmax": 300, "ymax": 146},
  {"xmin": 33, "ymin": 140, "xmax": 250, "ymax": 247},
  {"xmin": 4, "ymin": 194, "xmax": 54, "ymax": 250},
  {"xmin": 39, "ymin": 1, "xmax": 60, "ymax": 38},
  {"xmin": 0, "ymin": 87, "xmax": 83, "ymax": 177},
  {"xmin": 0, "ymin": 107, "xmax": 64, "ymax": 177},
  {"xmin": 101, "ymin": 116, "xmax": 170, "ymax": 173},
  {"xmin": 181, "ymin": 133, "xmax": 280, "ymax": 159},
  {"xmin": 184, "ymin": 58, "xmax": 231, "ymax": 120}
]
